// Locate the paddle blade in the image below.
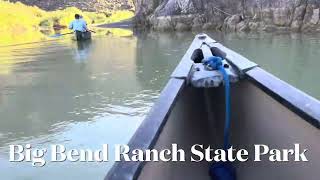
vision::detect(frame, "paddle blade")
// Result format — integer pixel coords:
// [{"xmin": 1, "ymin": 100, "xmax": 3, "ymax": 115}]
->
[
  {"xmin": 49, "ymin": 32, "xmax": 73, "ymax": 38},
  {"xmin": 49, "ymin": 34, "xmax": 63, "ymax": 38},
  {"xmin": 209, "ymin": 161, "xmax": 236, "ymax": 180}
]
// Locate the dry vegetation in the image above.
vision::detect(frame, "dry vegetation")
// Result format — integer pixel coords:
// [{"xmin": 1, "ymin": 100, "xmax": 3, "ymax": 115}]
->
[{"xmin": 0, "ymin": 0, "xmax": 134, "ymax": 45}]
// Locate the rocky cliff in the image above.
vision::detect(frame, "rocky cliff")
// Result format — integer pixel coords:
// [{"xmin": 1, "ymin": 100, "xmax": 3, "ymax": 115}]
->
[
  {"xmin": 134, "ymin": 0, "xmax": 320, "ymax": 32},
  {"xmin": 8, "ymin": 0, "xmax": 134, "ymax": 12}
]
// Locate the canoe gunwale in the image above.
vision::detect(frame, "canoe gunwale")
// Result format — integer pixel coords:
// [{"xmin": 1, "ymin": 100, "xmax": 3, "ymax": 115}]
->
[
  {"xmin": 105, "ymin": 33, "xmax": 320, "ymax": 179},
  {"xmin": 105, "ymin": 78, "xmax": 186, "ymax": 180},
  {"xmin": 246, "ymin": 67, "xmax": 320, "ymax": 128},
  {"xmin": 171, "ymin": 33, "xmax": 320, "ymax": 128}
]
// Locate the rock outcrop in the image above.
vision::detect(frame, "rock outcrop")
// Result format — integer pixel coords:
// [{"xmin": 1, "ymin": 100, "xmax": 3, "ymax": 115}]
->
[{"xmin": 134, "ymin": 0, "xmax": 320, "ymax": 32}]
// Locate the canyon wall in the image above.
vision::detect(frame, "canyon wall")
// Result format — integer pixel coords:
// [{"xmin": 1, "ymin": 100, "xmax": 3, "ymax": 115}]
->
[{"xmin": 134, "ymin": 0, "xmax": 320, "ymax": 32}]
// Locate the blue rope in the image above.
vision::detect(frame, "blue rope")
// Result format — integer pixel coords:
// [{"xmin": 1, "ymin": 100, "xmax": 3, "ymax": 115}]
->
[
  {"xmin": 205, "ymin": 56, "xmax": 235, "ymax": 180},
  {"xmin": 219, "ymin": 66, "xmax": 231, "ymax": 150},
  {"xmin": 203, "ymin": 56, "xmax": 231, "ymax": 150}
]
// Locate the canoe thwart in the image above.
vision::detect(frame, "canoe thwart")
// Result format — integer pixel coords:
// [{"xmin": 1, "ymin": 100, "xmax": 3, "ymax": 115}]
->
[{"xmin": 190, "ymin": 62, "xmax": 238, "ymax": 88}]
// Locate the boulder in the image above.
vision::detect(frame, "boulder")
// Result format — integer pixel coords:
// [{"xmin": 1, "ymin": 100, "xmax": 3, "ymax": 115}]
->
[
  {"xmin": 155, "ymin": 0, "xmax": 198, "ymax": 16},
  {"xmin": 261, "ymin": 8, "xmax": 274, "ymax": 24},
  {"xmin": 191, "ymin": 15, "xmax": 205, "ymax": 30},
  {"xmin": 178, "ymin": 0, "xmax": 197, "ymax": 14},
  {"xmin": 301, "ymin": 6, "xmax": 319, "ymax": 31},
  {"xmin": 292, "ymin": 5, "xmax": 307, "ymax": 21},
  {"xmin": 290, "ymin": 4, "xmax": 307, "ymax": 31},
  {"xmin": 276, "ymin": 26, "xmax": 290, "ymax": 31},
  {"xmin": 153, "ymin": 16, "xmax": 175, "ymax": 31},
  {"xmin": 248, "ymin": 22, "xmax": 259, "ymax": 30},
  {"xmin": 273, "ymin": 7, "xmax": 293, "ymax": 26},
  {"xmin": 291, "ymin": 20, "xmax": 303, "ymax": 31},
  {"xmin": 228, "ymin": 15, "xmax": 242, "ymax": 25},
  {"xmin": 302, "ymin": 4, "xmax": 315, "ymax": 24},
  {"xmin": 192, "ymin": 15, "xmax": 205, "ymax": 25},
  {"xmin": 252, "ymin": 14, "xmax": 260, "ymax": 22},
  {"xmin": 202, "ymin": 23, "xmax": 215, "ymax": 30},
  {"xmin": 191, "ymin": 24, "xmax": 202, "ymax": 30},
  {"xmin": 236, "ymin": 21, "xmax": 250, "ymax": 32},
  {"xmin": 171, "ymin": 14, "xmax": 194, "ymax": 24},
  {"xmin": 262, "ymin": 25, "xmax": 277, "ymax": 32},
  {"xmin": 175, "ymin": 22, "xmax": 191, "ymax": 31},
  {"xmin": 224, "ymin": 14, "xmax": 242, "ymax": 31},
  {"xmin": 310, "ymin": 8, "xmax": 319, "ymax": 24}
]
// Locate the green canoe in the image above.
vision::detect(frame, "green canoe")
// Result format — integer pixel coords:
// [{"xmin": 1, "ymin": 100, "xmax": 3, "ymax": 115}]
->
[{"xmin": 72, "ymin": 31, "xmax": 91, "ymax": 41}]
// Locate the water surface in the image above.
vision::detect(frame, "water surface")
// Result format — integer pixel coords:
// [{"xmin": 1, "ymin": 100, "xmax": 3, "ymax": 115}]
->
[
  {"xmin": 0, "ymin": 31, "xmax": 319, "ymax": 179},
  {"xmin": 210, "ymin": 32, "xmax": 320, "ymax": 99}
]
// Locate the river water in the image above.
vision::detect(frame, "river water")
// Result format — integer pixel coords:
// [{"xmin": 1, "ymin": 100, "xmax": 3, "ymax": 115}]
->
[{"xmin": 0, "ymin": 31, "xmax": 319, "ymax": 179}]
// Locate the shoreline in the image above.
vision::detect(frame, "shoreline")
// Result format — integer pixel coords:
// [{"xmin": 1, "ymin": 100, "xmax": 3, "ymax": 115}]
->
[
  {"xmin": 137, "ymin": 14, "xmax": 320, "ymax": 33},
  {"xmin": 97, "ymin": 15, "xmax": 320, "ymax": 33},
  {"xmin": 97, "ymin": 18, "xmax": 133, "ymax": 29},
  {"xmin": 1, "ymin": 29, "xmax": 320, "ymax": 48}
]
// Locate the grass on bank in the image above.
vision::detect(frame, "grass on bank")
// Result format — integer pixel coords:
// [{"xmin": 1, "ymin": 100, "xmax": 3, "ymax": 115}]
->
[{"xmin": 0, "ymin": 0, "xmax": 134, "ymax": 45}]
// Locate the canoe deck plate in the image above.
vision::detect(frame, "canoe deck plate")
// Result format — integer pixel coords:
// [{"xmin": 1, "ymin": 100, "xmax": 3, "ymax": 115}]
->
[
  {"xmin": 190, "ymin": 60, "xmax": 239, "ymax": 88},
  {"xmin": 189, "ymin": 34, "xmax": 239, "ymax": 88},
  {"xmin": 171, "ymin": 33, "xmax": 253, "ymax": 87}
]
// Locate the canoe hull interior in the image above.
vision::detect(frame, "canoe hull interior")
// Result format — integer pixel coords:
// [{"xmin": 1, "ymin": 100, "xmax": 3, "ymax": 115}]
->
[
  {"xmin": 138, "ymin": 78, "xmax": 320, "ymax": 180},
  {"xmin": 105, "ymin": 34, "xmax": 320, "ymax": 180}
]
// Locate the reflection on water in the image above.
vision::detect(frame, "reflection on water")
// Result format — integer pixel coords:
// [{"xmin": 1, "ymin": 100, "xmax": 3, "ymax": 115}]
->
[
  {"xmin": 0, "ymin": 32, "xmax": 190, "ymax": 180},
  {"xmin": 0, "ymin": 31, "xmax": 320, "ymax": 179},
  {"xmin": 73, "ymin": 40, "xmax": 92, "ymax": 63}
]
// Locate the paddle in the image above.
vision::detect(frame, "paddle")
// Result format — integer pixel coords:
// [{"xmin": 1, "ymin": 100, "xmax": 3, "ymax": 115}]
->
[
  {"xmin": 49, "ymin": 32, "xmax": 74, "ymax": 38},
  {"xmin": 49, "ymin": 30, "xmax": 95, "ymax": 38}
]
